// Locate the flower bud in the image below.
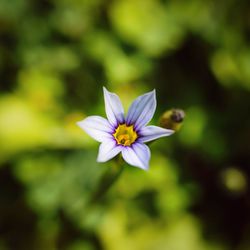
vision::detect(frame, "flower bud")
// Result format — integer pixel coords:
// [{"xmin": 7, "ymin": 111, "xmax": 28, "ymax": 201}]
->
[{"xmin": 159, "ymin": 109, "xmax": 185, "ymax": 131}]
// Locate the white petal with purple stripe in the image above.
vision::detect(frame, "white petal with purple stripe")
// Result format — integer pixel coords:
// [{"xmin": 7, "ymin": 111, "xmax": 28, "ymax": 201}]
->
[
  {"xmin": 77, "ymin": 116, "xmax": 113, "ymax": 142},
  {"xmin": 138, "ymin": 125, "xmax": 174, "ymax": 143},
  {"xmin": 103, "ymin": 87, "xmax": 125, "ymax": 126},
  {"xmin": 97, "ymin": 139, "xmax": 122, "ymax": 162},
  {"xmin": 126, "ymin": 90, "xmax": 156, "ymax": 130},
  {"xmin": 122, "ymin": 143, "xmax": 150, "ymax": 170}
]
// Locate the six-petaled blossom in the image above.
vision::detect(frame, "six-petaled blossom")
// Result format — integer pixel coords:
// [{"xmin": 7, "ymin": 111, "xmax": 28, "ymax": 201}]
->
[{"xmin": 77, "ymin": 87, "xmax": 174, "ymax": 170}]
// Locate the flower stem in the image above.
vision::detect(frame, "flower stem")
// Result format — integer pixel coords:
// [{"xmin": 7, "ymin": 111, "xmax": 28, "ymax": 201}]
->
[{"xmin": 89, "ymin": 155, "xmax": 124, "ymax": 205}]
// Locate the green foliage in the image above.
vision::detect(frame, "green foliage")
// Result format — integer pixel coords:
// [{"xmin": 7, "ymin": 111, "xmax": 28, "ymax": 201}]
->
[{"xmin": 0, "ymin": 0, "xmax": 249, "ymax": 249}]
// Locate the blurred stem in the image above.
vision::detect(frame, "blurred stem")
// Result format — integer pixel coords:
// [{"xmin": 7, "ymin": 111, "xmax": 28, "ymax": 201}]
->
[{"xmin": 89, "ymin": 155, "xmax": 124, "ymax": 205}]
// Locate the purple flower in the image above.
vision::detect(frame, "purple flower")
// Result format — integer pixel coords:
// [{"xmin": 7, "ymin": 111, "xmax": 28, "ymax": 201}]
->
[{"xmin": 77, "ymin": 87, "xmax": 174, "ymax": 170}]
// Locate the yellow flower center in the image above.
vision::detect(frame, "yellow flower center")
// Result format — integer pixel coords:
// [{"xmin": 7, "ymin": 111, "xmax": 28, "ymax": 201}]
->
[{"xmin": 113, "ymin": 124, "xmax": 138, "ymax": 146}]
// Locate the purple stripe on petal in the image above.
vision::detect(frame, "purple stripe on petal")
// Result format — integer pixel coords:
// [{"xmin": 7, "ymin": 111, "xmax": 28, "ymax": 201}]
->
[
  {"xmin": 97, "ymin": 139, "xmax": 122, "ymax": 162},
  {"xmin": 77, "ymin": 116, "xmax": 113, "ymax": 142},
  {"xmin": 126, "ymin": 90, "xmax": 156, "ymax": 130},
  {"xmin": 103, "ymin": 87, "xmax": 125, "ymax": 127},
  {"xmin": 138, "ymin": 125, "xmax": 174, "ymax": 143},
  {"xmin": 121, "ymin": 143, "xmax": 150, "ymax": 170}
]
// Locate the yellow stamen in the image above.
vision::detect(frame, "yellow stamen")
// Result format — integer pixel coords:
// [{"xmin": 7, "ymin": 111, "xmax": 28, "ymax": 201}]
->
[{"xmin": 113, "ymin": 124, "xmax": 138, "ymax": 146}]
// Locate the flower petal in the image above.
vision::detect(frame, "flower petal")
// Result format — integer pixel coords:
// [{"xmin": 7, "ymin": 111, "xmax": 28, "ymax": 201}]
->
[
  {"xmin": 97, "ymin": 139, "xmax": 122, "ymax": 162},
  {"xmin": 77, "ymin": 116, "xmax": 113, "ymax": 142},
  {"xmin": 122, "ymin": 143, "xmax": 150, "ymax": 170},
  {"xmin": 138, "ymin": 125, "xmax": 174, "ymax": 143},
  {"xmin": 126, "ymin": 90, "xmax": 156, "ymax": 129},
  {"xmin": 103, "ymin": 87, "xmax": 125, "ymax": 126}
]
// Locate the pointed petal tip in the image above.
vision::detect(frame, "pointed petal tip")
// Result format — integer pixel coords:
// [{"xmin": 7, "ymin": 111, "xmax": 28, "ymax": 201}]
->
[
  {"xmin": 152, "ymin": 89, "xmax": 156, "ymax": 100},
  {"xmin": 76, "ymin": 119, "xmax": 84, "ymax": 124},
  {"xmin": 121, "ymin": 143, "xmax": 151, "ymax": 171},
  {"xmin": 145, "ymin": 89, "xmax": 156, "ymax": 97},
  {"xmin": 103, "ymin": 86, "xmax": 113, "ymax": 95},
  {"xmin": 140, "ymin": 164, "xmax": 149, "ymax": 171},
  {"xmin": 169, "ymin": 129, "xmax": 175, "ymax": 134},
  {"xmin": 103, "ymin": 86, "xmax": 111, "ymax": 96},
  {"xmin": 150, "ymin": 89, "xmax": 156, "ymax": 95},
  {"xmin": 134, "ymin": 161, "xmax": 150, "ymax": 171},
  {"xmin": 76, "ymin": 116, "xmax": 113, "ymax": 142},
  {"xmin": 76, "ymin": 119, "xmax": 85, "ymax": 128},
  {"xmin": 164, "ymin": 128, "xmax": 175, "ymax": 136},
  {"xmin": 162, "ymin": 127, "xmax": 175, "ymax": 134},
  {"xmin": 138, "ymin": 125, "xmax": 174, "ymax": 143},
  {"xmin": 96, "ymin": 156, "xmax": 106, "ymax": 163},
  {"xmin": 103, "ymin": 86, "xmax": 125, "ymax": 126}
]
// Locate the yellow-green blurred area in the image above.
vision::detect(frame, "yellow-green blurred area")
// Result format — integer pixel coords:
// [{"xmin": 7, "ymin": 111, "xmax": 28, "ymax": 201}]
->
[{"xmin": 0, "ymin": 0, "xmax": 250, "ymax": 249}]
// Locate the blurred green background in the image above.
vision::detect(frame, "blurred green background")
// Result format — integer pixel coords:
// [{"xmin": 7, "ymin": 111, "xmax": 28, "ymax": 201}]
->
[{"xmin": 0, "ymin": 0, "xmax": 250, "ymax": 249}]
